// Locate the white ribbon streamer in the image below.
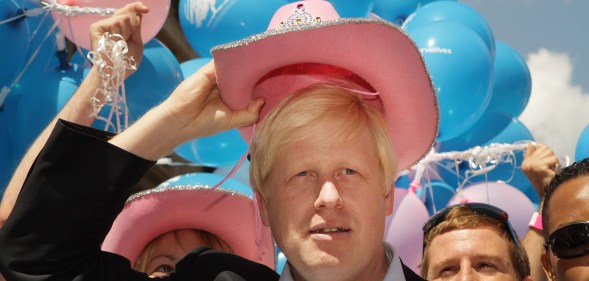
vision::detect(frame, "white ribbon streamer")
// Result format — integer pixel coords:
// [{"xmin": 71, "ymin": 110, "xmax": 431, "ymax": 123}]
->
[{"xmin": 87, "ymin": 32, "xmax": 135, "ymax": 132}]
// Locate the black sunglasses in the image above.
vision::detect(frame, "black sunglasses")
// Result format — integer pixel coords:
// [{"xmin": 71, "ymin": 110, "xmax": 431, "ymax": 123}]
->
[
  {"xmin": 545, "ymin": 221, "xmax": 589, "ymax": 259},
  {"xmin": 422, "ymin": 202, "xmax": 522, "ymax": 253}
]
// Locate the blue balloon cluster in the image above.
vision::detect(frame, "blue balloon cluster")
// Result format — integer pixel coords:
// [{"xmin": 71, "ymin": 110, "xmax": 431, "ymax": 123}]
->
[
  {"xmin": 488, "ymin": 41, "xmax": 531, "ymax": 118},
  {"xmin": 407, "ymin": 22, "xmax": 493, "ymax": 141},
  {"xmin": 0, "ymin": 0, "xmax": 30, "ymax": 90}
]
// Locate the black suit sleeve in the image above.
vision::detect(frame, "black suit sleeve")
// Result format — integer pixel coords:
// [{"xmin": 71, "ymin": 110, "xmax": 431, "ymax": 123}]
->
[{"xmin": 0, "ymin": 120, "xmax": 156, "ymax": 281}]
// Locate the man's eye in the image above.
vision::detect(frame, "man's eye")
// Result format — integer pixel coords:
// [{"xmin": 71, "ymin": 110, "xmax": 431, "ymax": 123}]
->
[
  {"xmin": 476, "ymin": 262, "xmax": 497, "ymax": 272},
  {"xmin": 296, "ymin": 171, "xmax": 310, "ymax": 177},
  {"xmin": 438, "ymin": 266, "xmax": 458, "ymax": 278},
  {"xmin": 343, "ymin": 168, "xmax": 357, "ymax": 175}
]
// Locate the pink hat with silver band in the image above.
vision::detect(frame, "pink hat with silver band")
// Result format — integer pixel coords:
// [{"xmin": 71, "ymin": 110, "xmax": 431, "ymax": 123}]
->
[
  {"xmin": 101, "ymin": 185, "xmax": 276, "ymax": 269},
  {"xmin": 212, "ymin": 0, "xmax": 439, "ymax": 170}
]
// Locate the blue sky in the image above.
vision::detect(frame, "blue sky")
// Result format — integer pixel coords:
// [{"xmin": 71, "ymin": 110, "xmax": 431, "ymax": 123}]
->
[{"xmin": 461, "ymin": 0, "xmax": 589, "ymax": 160}]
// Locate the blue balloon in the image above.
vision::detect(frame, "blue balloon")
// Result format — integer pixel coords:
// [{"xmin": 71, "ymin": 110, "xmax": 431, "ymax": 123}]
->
[
  {"xmin": 416, "ymin": 180, "xmax": 456, "ymax": 216},
  {"xmin": 395, "ymin": 173, "xmax": 411, "ymax": 189},
  {"xmin": 180, "ymin": 57, "xmax": 212, "ymax": 78},
  {"xmin": 576, "ymin": 123, "xmax": 589, "ymax": 161},
  {"xmin": 438, "ymin": 110, "xmax": 535, "ymax": 194},
  {"xmin": 372, "ymin": 0, "xmax": 453, "ymax": 25},
  {"xmin": 406, "ymin": 22, "xmax": 493, "ymax": 141},
  {"xmin": 403, "ymin": 1, "xmax": 495, "ymax": 57},
  {"xmin": 440, "ymin": 110, "xmax": 512, "ymax": 152},
  {"xmin": 326, "ymin": 0, "xmax": 374, "ymax": 17},
  {"xmin": 0, "ymin": 0, "xmax": 30, "ymax": 89},
  {"xmin": 175, "ymin": 128, "xmax": 248, "ymax": 167},
  {"xmin": 12, "ymin": 61, "xmax": 86, "ymax": 159},
  {"xmin": 157, "ymin": 172, "xmax": 253, "ymax": 197},
  {"xmin": 488, "ymin": 41, "xmax": 531, "ymax": 118},
  {"xmin": 93, "ymin": 39, "xmax": 182, "ymax": 132},
  {"xmin": 179, "ymin": 0, "xmax": 287, "ymax": 56}
]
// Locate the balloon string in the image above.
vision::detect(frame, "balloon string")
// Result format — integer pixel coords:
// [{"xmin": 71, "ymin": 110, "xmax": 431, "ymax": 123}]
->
[
  {"xmin": 41, "ymin": 0, "xmax": 117, "ymax": 16},
  {"xmin": 205, "ymin": 124, "xmax": 267, "ymax": 261},
  {"xmin": 87, "ymin": 32, "xmax": 135, "ymax": 132},
  {"xmin": 0, "ymin": 6, "xmax": 44, "ymax": 25}
]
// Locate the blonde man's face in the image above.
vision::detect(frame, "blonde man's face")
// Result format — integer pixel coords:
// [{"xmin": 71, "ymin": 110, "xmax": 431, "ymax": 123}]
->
[{"xmin": 256, "ymin": 119, "xmax": 394, "ymax": 281}]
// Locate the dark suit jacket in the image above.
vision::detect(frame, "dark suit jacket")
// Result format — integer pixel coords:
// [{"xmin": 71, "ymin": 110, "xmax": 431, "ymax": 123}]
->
[
  {"xmin": 0, "ymin": 120, "xmax": 278, "ymax": 281},
  {"xmin": 401, "ymin": 260, "xmax": 426, "ymax": 281}
]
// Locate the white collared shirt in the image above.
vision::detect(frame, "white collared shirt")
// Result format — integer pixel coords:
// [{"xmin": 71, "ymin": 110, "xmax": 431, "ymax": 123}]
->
[{"xmin": 278, "ymin": 242, "xmax": 407, "ymax": 281}]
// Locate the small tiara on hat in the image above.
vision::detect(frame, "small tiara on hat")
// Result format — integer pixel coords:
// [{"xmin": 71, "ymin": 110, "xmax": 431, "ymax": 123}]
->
[{"xmin": 279, "ymin": 3, "xmax": 322, "ymax": 29}]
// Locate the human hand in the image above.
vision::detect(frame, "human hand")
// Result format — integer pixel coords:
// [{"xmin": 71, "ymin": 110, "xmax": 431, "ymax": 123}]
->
[
  {"xmin": 522, "ymin": 142, "xmax": 559, "ymax": 198},
  {"xmin": 159, "ymin": 60, "xmax": 265, "ymax": 142},
  {"xmin": 89, "ymin": 2, "xmax": 149, "ymax": 78}
]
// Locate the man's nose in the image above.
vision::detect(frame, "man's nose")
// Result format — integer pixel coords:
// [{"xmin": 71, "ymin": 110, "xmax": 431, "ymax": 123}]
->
[
  {"xmin": 314, "ymin": 180, "xmax": 343, "ymax": 210},
  {"xmin": 457, "ymin": 266, "xmax": 477, "ymax": 281}
]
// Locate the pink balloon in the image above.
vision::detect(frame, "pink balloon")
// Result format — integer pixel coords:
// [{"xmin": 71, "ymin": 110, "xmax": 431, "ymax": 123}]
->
[
  {"xmin": 385, "ymin": 188, "xmax": 429, "ymax": 273},
  {"xmin": 50, "ymin": 0, "xmax": 170, "ymax": 50},
  {"xmin": 447, "ymin": 182, "xmax": 536, "ymax": 238}
]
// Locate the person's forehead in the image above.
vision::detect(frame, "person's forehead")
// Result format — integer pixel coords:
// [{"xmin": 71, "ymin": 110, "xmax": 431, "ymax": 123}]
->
[
  {"xmin": 428, "ymin": 228, "xmax": 512, "ymax": 260},
  {"xmin": 548, "ymin": 175, "xmax": 589, "ymax": 230}
]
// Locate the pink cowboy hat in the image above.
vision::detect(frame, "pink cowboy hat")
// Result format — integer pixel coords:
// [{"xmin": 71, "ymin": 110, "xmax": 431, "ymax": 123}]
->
[
  {"xmin": 212, "ymin": 0, "xmax": 438, "ymax": 170},
  {"xmin": 101, "ymin": 185, "xmax": 276, "ymax": 269}
]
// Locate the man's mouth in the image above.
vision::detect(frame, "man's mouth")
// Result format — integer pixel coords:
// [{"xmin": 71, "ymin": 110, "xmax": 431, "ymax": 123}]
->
[{"xmin": 310, "ymin": 227, "xmax": 350, "ymax": 233}]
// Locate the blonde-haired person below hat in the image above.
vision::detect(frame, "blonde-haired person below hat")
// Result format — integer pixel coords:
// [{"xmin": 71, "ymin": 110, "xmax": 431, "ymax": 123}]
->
[
  {"xmin": 101, "ymin": 184, "xmax": 276, "ymax": 278},
  {"xmin": 249, "ymin": 85, "xmax": 420, "ymax": 281},
  {"xmin": 135, "ymin": 229, "xmax": 232, "ymax": 276}
]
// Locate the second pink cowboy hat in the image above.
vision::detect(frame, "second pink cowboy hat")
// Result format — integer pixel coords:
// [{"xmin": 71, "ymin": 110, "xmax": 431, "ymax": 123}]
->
[{"xmin": 212, "ymin": 0, "xmax": 438, "ymax": 171}]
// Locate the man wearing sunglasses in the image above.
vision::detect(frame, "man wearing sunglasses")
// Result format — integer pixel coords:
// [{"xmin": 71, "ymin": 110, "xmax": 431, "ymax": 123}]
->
[
  {"xmin": 421, "ymin": 203, "xmax": 532, "ymax": 280},
  {"xmin": 541, "ymin": 158, "xmax": 589, "ymax": 281}
]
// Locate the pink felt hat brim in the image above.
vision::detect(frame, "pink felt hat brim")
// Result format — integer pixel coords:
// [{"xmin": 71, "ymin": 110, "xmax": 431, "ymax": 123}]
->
[
  {"xmin": 101, "ymin": 186, "xmax": 275, "ymax": 269},
  {"xmin": 212, "ymin": 15, "xmax": 438, "ymax": 170}
]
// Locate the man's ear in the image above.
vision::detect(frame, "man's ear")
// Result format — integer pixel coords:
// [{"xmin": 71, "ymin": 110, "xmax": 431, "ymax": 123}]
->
[
  {"xmin": 385, "ymin": 185, "xmax": 394, "ymax": 216},
  {"xmin": 255, "ymin": 191, "xmax": 271, "ymax": 227},
  {"xmin": 541, "ymin": 251, "xmax": 557, "ymax": 281}
]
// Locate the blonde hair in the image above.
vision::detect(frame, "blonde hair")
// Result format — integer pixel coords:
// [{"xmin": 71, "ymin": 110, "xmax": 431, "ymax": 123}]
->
[
  {"xmin": 249, "ymin": 83, "xmax": 397, "ymax": 197},
  {"xmin": 134, "ymin": 229, "xmax": 233, "ymax": 272},
  {"xmin": 420, "ymin": 205, "xmax": 530, "ymax": 280}
]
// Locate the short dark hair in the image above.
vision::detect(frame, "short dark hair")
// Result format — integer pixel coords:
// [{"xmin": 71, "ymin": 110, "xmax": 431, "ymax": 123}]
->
[{"xmin": 542, "ymin": 158, "xmax": 589, "ymax": 237}]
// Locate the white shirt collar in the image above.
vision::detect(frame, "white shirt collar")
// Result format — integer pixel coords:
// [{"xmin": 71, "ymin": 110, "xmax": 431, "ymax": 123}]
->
[{"xmin": 278, "ymin": 242, "xmax": 407, "ymax": 281}]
